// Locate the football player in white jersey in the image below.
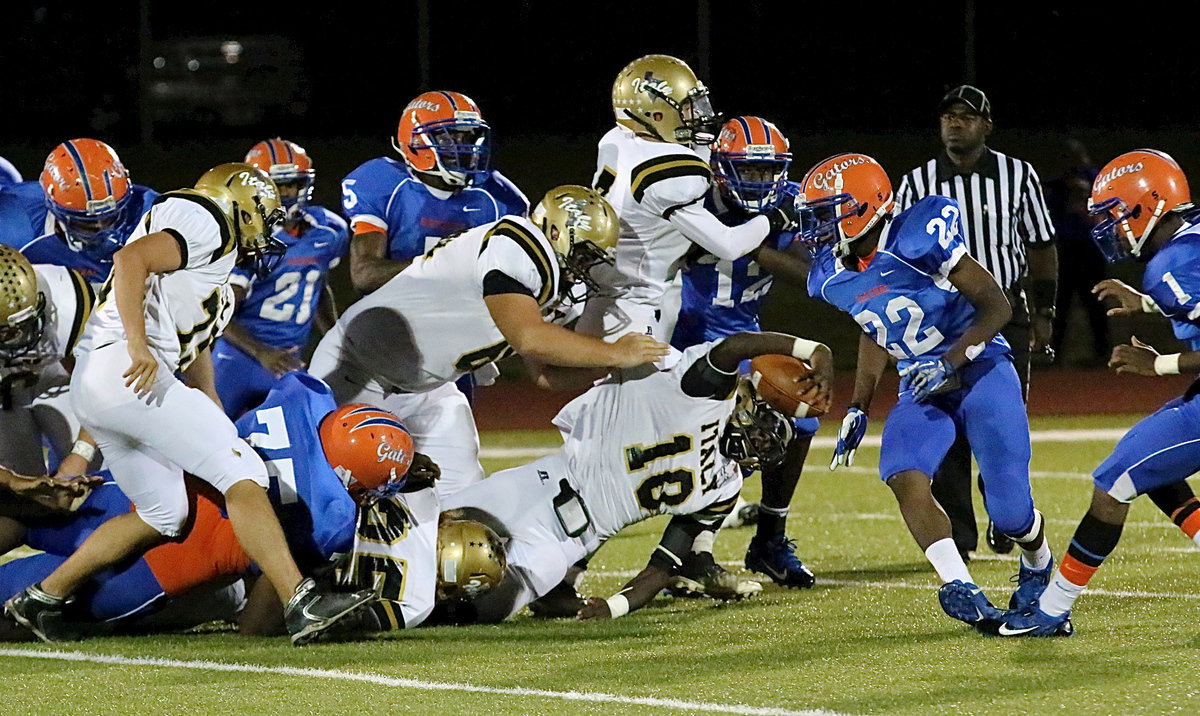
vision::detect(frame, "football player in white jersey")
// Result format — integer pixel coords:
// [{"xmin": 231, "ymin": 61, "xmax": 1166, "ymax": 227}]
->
[
  {"xmin": 4, "ymin": 164, "xmax": 376, "ymax": 646},
  {"xmin": 583, "ymin": 55, "xmax": 804, "ymax": 343},
  {"xmin": 310, "ymin": 185, "xmax": 669, "ymax": 497},
  {"xmin": 441, "ymin": 330, "xmax": 833, "ymax": 622},
  {"xmin": 0, "ymin": 246, "xmax": 97, "ymax": 476}
]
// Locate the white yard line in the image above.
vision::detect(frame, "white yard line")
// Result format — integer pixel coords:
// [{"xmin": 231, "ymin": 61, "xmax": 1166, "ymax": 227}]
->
[
  {"xmin": 585, "ymin": 567, "xmax": 1200, "ymax": 601},
  {"xmin": 0, "ymin": 648, "xmax": 843, "ymax": 716},
  {"xmin": 479, "ymin": 426, "xmax": 1131, "ymax": 459}
]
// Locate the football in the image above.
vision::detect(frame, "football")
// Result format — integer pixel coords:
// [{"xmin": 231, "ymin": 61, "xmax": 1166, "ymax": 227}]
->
[{"xmin": 748, "ymin": 354, "xmax": 828, "ymax": 418}]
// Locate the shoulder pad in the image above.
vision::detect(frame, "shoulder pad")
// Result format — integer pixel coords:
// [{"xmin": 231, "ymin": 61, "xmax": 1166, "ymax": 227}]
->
[{"xmin": 630, "ymin": 153, "xmax": 712, "ymax": 205}]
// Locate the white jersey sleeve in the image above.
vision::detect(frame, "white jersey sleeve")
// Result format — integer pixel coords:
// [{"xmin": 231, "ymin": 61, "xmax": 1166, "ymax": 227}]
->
[
  {"xmin": 139, "ymin": 195, "xmax": 232, "ymax": 270},
  {"xmin": 632, "ymin": 154, "xmax": 710, "ymax": 219},
  {"xmin": 476, "ymin": 218, "xmax": 558, "ymax": 305},
  {"xmin": 336, "ymin": 488, "xmax": 440, "ymax": 629},
  {"xmin": 665, "ymin": 202, "xmax": 771, "ymax": 261}
]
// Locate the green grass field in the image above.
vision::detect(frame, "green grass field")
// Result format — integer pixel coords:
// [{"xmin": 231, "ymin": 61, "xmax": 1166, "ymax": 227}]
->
[{"xmin": 3, "ymin": 414, "xmax": 1198, "ymax": 715}]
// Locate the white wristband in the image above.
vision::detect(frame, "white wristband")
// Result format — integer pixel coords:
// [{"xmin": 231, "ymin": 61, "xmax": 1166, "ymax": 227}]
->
[
  {"xmin": 71, "ymin": 440, "xmax": 96, "ymax": 463},
  {"xmin": 1154, "ymin": 353, "xmax": 1182, "ymax": 375},
  {"xmin": 1141, "ymin": 294, "xmax": 1161, "ymax": 314},
  {"xmin": 791, "ymin": 338, "xmax": 824, "ymax": 362},
  {"xmin": 605, "ymin": 593, "xmax": 630, "ymax": 619}
]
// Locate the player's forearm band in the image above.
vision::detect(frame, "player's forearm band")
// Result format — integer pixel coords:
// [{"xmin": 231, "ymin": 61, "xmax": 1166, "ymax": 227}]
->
[
  {"xmin": 1155, "ymin": 353, "xmax": 1182, "ymax": 375},
  {"xmin": 1141, "ymin": 294, "xmax": 1162, "ymax": 314},
  {"xmin": 606, "ymin": 594, "xmax": 630, "ymax": 618},
  {"xmin": 791, "ymin": 338, "xmax": 825, "ymax": 362},
  {"xmin": 71, "ymin": 440, "xmax": 96, "ymax": 463},
  {"xmin": 705, "ymin": 351, "xmax": 738, "ymax": 376}
]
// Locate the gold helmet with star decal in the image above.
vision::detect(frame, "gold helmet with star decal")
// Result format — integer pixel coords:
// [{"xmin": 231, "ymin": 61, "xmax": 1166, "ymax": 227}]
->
[
  {"xmin": 436, "ymin": 518, "xmax": 506, "ymax": 602},
  {"xmin": 0, "ymin": 245, "xmax": 46, "ymax": 361},
  {"xmin": 612, "ymin": 54, "xmax": 721, "ymax": 145},
  {"xmin": 194, "ymin": 162, "xmax": 287, "ymax": 276}
]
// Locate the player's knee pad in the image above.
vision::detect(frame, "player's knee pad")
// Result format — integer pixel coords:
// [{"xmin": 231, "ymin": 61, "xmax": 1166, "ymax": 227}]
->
[
  {"xmin": 192, "ymin": 438, "xmax": 269, "ymax": 495},
  {"xmin": 990, "ymin": 501, "xmax": 1037, "ymax": 538}
]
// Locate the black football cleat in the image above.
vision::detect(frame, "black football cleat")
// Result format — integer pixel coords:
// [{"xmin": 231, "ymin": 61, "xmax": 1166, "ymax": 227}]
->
[
  {"xmin": 4, "ymin": 583, "xmax": 83, "ymax": 643},
  {"xmin": 986, "ymin": 521, "xmax": 1015, "ymax": 555},
  {"xmin": 284, "ymin": 578, "xmax": 376, "ymax": 646}
]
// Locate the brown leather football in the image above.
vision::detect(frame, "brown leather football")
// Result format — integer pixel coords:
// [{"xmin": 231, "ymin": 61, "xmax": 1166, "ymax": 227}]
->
[{"xmin": 748, "ymin": 354, "xmax": 828, "ymax": 418}]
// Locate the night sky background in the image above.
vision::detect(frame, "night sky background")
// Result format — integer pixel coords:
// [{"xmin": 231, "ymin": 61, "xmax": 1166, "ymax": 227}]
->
[{"xmin": 5, "ymin": 0, "xmax": 1198, "ymax": 363}]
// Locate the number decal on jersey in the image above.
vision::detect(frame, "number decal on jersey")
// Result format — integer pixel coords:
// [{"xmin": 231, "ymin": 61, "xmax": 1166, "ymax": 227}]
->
[
  {"xmin": 175, "ymin": 286, "xmax": 225, "ymax": 370},
  {"xmin": 341, "ymin": 179, "xmax": 359, "ymax": 210},
  {"xmin": 635, "ymin": 469, "xmax": 695, "ymax": 510},
  {"xmin": 1162, "ymin": 272, "xmax": 1193, "ymax": 306},
  {"xmin": 712, "ymin": 260, "xmax": 771, "ymax": 309},
  {"xmin": 244, "ymin": 406, "xmax": 298, "ymax": 504},
  {"xmin": 453, "ymin": 341, "xmax": 514, "ymax": 373},
  {"xmin": 357, "ymin": 499, "xmax": 410, "ymax": 546},
  {"xmin": 625, "ymin": 435, "xmax": 692, "ymax": 472},
  {"xmin": 925, "ymin": 204, "xmax": 962, "ymax": 249},
  {"xmin": 345, "ymin": 553, "xmax": 408, "ymax": 603},
  {"xmin": 623, "ymin": 435, "xmax": 697, "ymax": 510},
  {"xmin": 855, "ymin": 297, "xmax": 945, "ymax": 359},
  {"xmin": 259, "ymin": 270, "xmax": 322, "ymax": 324}
]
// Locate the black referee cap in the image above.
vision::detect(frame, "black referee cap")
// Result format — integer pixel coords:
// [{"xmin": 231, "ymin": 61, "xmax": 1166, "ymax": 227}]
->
[{"xmin": 939, "ymin": 85, "xmax": 991, "ymax": 120}]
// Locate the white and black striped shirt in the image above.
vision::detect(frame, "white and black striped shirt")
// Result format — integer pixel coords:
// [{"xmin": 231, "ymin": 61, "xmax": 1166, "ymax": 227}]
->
[{"xmin": 895, "ymin": 149, "xmax": 1055, "ymax": 290}]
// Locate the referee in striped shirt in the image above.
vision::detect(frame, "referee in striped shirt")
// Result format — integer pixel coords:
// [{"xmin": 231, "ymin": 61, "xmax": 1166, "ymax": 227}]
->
[{"xmin": 895, "ymin": 85, "xmax": 1057, "ymax": 560}]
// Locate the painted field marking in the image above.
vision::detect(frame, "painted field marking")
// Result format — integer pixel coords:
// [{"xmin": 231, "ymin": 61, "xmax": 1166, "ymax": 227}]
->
[
  {"xmin": 0, "ymin": 648, "xmax": 843, "ymax": 716},
  {"xmin": 584, "ymin": 567, "xmax": 1200, "ymax": 602},
  {"xmin": 479, "ymin": 427, "xmax": 1131, "ymax": 460}
]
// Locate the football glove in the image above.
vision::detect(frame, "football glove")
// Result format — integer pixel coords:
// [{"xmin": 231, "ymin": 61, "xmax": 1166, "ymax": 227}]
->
[
  {"xmin": 829, "ymin": 407, "xmax": 868, "ymax": 470},
  {"xmin": 765, "ymin": 195, "xmax": 803, "ymax": 236},
  {"xmin": 901, "ymin": 357, "xmax": 959, "ymax": 402}
]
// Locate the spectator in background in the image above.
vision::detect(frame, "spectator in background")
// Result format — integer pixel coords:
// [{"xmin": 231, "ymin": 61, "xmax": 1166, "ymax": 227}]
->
[{"xmin": 1046, "ymin": 140, "xmax": 1108, "ymax": 365}]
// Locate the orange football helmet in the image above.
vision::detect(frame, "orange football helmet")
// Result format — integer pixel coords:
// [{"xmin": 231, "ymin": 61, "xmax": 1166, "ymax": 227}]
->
[
  {"xmin": 1089, "ymin": 149, "xmax": 1193, "ymax": 261},
  {"xmin": 38, "ymin": 138, "xmax": 135, "ymax": 260},
  {"xmin": 711, "ymin": 116, "xmax": 792, "ymax": 213},
  {"xmin": 798, "ymin": 153, "xmax": 894, "ymax": 259},
  {"xmin": 393, "ymin": 91, "xmax": 490, "ymax": 188},
  {"xmin": 244, "ymin": 138, "xmax": 315, "ymax": 214},
  {"xmin": 318, "ymin": 404, "xmax": 415, "ymax": 504}
]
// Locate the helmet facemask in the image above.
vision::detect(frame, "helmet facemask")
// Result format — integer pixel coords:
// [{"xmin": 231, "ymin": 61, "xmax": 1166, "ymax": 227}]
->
[
  {"xmin": 234, "ymin": 197, "xmax": 287, "ymax": 279},
  {"xmin": 50, "ymin": 194, "xmax": 134, "ymax": 263},
  {"xmin": 398, "ymin": 114, "xmax": 492, "ymax": 188},
  {"xmin": 720, "ymin": 379, "xmax": 794, "ymax": 471},
  {"xmin": 0, "ymin": 292, "xmax": 47, "ymax": 362},
  {"xmin": 715, "ymin": 152, "xmax": 791, "ymax": 214},
  {"xmin": 557, "ymin": 240, "xmax": 615, "ymax": 305}
]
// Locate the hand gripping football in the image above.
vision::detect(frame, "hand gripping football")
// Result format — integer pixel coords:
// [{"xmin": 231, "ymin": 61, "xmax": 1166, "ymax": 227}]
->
[{"xmin": 748, "ymin": 354, "xmax": 828, "ymax": 418}]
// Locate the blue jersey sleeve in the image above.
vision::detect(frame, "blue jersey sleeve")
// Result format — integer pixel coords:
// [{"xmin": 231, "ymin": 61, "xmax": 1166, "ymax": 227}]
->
[
  {"xmin": 0, "ymin": 182, "xmax": 45, "ymax": 251},
  {"xmin": 319, "ymin": 206, "xmax": 351, "ymax": 262},
  {"xmin": 1144, "ymin": 236, "xmax": 1200, "ymax": 349},
  {"xmin": 484, "ymin": 170, "xmax": 530, "ymax": 218},
  {"xmin": 886, "ymin": 195, "xmax": 967, "ymax": 277},
  {"xmin": 340, "ymin": 158, "xmax": 397, "ymax": 232}
]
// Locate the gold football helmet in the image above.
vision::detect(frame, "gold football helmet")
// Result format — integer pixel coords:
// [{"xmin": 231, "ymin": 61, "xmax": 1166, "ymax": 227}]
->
[
  {"xmin": 0, "ymin": 246, "xmax": 46, "ymax": 361},
  {"xmin": 194, "ymin": 162, "xmax": 287, "ymax": 275},
  {"xmin": 531, "ymin": 185, "xmax": 619, "ymax": 304},
  {"xmin": 612, "ymin": 54, "xmax": 720, "ymax": 145},
  {"xmin": 435, "ymin": 518, "xmax": 506, "ymax": 602}
]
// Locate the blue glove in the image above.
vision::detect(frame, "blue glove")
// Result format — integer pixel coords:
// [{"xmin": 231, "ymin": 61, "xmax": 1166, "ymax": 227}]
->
[
  {"xmin": 901, "ymin": 357, "xmax": 959, "ymax": 402},
  {"xmin": 829, "ymin": 407, "xmax": 868, "ymax": 470}
]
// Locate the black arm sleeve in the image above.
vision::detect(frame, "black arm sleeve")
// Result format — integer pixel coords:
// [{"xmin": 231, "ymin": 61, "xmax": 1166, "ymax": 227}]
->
[
  {"xmin": 482, "ymin": 270, "xmax": 535, "ymax": 298},
  {"xmin": 647, "ymin": 514, "xmax": 711, "ymax": 572},
  {"xmin": 680, "ymin": 349, "xmax": 739, "ymax": 399}
]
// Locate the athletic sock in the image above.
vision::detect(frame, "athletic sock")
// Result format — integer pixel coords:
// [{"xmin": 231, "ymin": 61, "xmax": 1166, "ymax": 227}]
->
[
  {"xmin": 755, "ymin": 505, "xmax": 789, "ymax": 540},
  {"xmin": 1038, "ymin": 512, "xmax": 1123, "ymax": 616},
  {"xmin": 925, "ymin": 537, "xmax": 973, "ymax": 585},
  {"xmin": 1009, "ymin": 510, "xmax": 1053, "ymax": 571},
  {"xmin": 1167, "ymin": 497, "xmax": 1200, "ymax": 548}
]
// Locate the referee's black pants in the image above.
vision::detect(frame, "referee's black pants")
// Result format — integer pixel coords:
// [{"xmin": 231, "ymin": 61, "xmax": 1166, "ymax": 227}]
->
[{"xmin": 930, "ymin": 288, "xmax": 1031, "ymax": 555}]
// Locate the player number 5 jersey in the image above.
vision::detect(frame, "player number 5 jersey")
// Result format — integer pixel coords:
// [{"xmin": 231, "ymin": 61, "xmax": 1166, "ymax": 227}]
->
[{"xmin": 552, "ymin": 341, "xmax": 743, "ymax": 537}]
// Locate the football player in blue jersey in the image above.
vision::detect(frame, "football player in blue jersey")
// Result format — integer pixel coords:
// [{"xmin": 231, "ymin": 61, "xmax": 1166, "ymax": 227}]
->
[
  {"xmin": 340, "ymin": 91, "xmax": 529, "ymax": 295},
  {"xmin": 990, "ymin": 150, "xmax": 1200, "ymax": 637},
  {"xmin": 0, "ymin": 139, "xmax": 157, "ymax": 283},
  {"xmin": 0, "ymin": 373, "xmax": 410, "ymax": 639},
  {"xmin": 802, "ymin": 153, "xmax": 1054, "ymax": 629},
  {"xmin": 671, "ymin": 116, "xmax": 818, "ymax": 589},
  {"xmin": 212, "ymin": 139, "xmax": 349, "ymax": 419}
]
